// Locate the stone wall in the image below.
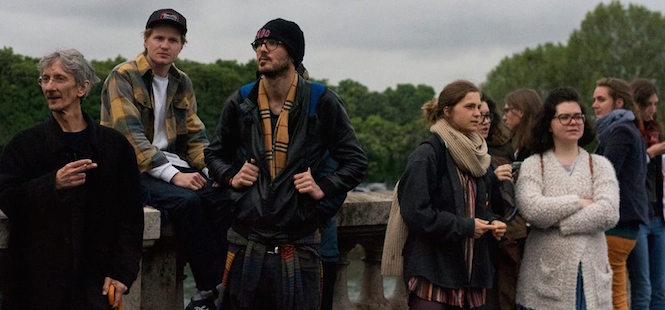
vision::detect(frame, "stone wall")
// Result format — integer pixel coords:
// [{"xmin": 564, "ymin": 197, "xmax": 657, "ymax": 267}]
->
[{"xmin": 0, "ymin": 192, "xmax": 398, "ymax": 309}]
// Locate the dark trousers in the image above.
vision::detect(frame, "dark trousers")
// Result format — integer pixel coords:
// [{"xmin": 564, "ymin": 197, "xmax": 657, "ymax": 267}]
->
[
  {"xmin": 224, "ymin": 244, "xmax": 321, "ymax": 310},
  {"xmin": 141, "ymin": 168, "xmax": 231, "ymax": 290}
]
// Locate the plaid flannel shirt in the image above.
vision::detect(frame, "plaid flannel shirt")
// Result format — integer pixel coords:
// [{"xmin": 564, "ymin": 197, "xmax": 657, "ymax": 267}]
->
[{"xmin": 101, "ymin": 53, "xmax": 208, "ymax": 173}]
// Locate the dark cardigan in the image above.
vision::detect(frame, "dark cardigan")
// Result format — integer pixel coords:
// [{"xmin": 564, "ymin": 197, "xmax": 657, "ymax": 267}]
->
[
  {"xmin": 398, "ymin": 134, "xmax": 501, "ymax": 289},
  {"xmin": 0, "ymin": 114, "xmax": 143, "ymax": 309},
  {"xmin": 595, "ymin": 122, "xmax": 649, "ymax": 226},
  {"xmin": 646, "ymin": 154, "xmax": 664, "ymax": 220}
]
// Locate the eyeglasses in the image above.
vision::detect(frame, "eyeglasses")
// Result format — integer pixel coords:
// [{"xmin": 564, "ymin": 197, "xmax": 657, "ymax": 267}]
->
[
  {"xmin": 554, "ymin": 113, "xmax": 585, "ymax": 125},
  {"xmin": 481, "ymin": 112, "xmax": 493, "ymax": 123},
  {"xmin": 38, "ymin": 74, "xmax": 69, "ymax": 86},
  {"xmin": 251, "ymin": 39, "xmax": 283, "ymax": 52}
]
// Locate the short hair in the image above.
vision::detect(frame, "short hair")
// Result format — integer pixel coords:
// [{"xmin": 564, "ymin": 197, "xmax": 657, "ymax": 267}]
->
[
  {"xmin": 143, "ymin": 27, "xmax": 187, "ymax": 45},
  {"xmin": 530, "ymin": 87, "xmax": 595, "ymax": 154},
  {"xmin": 38, "ymin": 49, "xmax": 100, "ymax": 97},
  {"xmin": 423, "ymin": 80, "xmax": 479, "ymax": 125}
]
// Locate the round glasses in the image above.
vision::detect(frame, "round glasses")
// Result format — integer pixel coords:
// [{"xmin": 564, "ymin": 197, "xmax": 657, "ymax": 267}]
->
[
  {"xmin": 554, "ymin": 113, "xmax": 585, "ymax": 125},
  {"xmin": 251, "ymin": 39, "xmax": 283, "ymax": 52}
]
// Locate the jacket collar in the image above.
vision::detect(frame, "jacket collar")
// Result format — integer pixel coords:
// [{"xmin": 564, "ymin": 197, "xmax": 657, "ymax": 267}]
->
[
  {"xmin": 44, "ymin": 111, "xmax": 100, "ymax": 155},
  {"xmin": 135, "ymin": 53, "xmax": 182, "ymax": 80}
]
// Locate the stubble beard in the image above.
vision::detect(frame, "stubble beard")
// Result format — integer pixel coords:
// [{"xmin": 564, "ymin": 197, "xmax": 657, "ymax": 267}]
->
[{"xmin": 259, "ymin": 60, "xmax": 291, "ymax": 79}]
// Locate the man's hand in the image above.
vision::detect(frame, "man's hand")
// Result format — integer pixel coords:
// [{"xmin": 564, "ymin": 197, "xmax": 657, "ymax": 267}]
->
[
  {"xmin": 231, "ymin": 159, "xmax": 259, "ymax": 189},
  {"xmin": 102, "ymin": 277, "xmax": 127, "ymax": 309},
  {"xmin": 490, "ymin": 220, "xmax": 507, "ymax": 240},
  {"xmin": 171, "ymin": 172, "xmax": 207, "ymax": 191},
  {"xmin": 55, "ymin": 159, "xmax": 97, "ymax": 190},
  {"xmin": 294, "ymin": 168, "xmax": 325, "ymax": 200},
  {"xmin": 473, "ymin": 219, "xmax": 493, "ymax": 239}
]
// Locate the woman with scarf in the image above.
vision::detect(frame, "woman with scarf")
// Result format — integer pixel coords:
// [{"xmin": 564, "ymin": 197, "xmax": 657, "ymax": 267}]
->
[
  {"xmin": 515, "ymin": 87, "xmax": 619, "ymax": 310},
  {"xmin": 627, "ymin": 78, "xmax": 665, "ymax": 309},
  {"xmin": 398, "ymin": 80, "xmax": 507, "ymax": 310},
  {"xmin": 592, "ymin": 78, "xmax": 649, "ymax": 310}
]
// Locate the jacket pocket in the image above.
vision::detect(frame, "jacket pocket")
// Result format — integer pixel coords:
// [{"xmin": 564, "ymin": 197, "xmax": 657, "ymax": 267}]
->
[
  {"xmin": 593, "ymin": 261, "xmax": 613, "ymax": 305},
  {"xmin": 173, "ymin": 105, "xmax": 188, "ymax": 134},
  {"xmin": 534, "ymin": 259, "xmax": 563, "ymax": 301}
]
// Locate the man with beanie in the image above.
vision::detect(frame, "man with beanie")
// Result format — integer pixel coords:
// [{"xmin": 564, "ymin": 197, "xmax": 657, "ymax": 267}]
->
[
  {"xmin": 205, "ymin": 18, "xmax": 367, "ymax": 309},
  {"xmin": 101, "ymin": 8, "xmax": 230, "ymax": 310}
]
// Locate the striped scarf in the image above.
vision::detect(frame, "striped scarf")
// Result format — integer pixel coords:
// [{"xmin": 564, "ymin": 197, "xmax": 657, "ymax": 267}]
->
[{"xmin": 257, "ymin": 73, "xmax": 299, "ymax": 179}]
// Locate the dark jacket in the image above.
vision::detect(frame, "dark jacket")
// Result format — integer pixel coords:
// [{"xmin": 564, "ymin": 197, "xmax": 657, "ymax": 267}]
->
[
  {"xmin": 204, "ymin": 78, "xmax": 367, "ymax": 242},
  {"xmin": 646, "ymin": 154, "xmax": 664, "ymax": 220},
  {"xmin": 0, "ymin": 114, "xmax": 143, "ymax": 309},
  {"xmin": 596, "ymin": 122, "xmax": 649, "ymax": 226},
  {"xmin": 398, "ymin": 134, "xmax": 501, "ymax": 289}
]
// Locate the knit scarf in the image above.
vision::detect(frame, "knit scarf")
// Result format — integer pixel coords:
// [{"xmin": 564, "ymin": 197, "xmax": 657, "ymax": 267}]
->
[
  {"xmin": 429, "ymin": 118, "xmax": 491, "ymax": 177},
  {"xmin": 594, "ymin": 109, "xmax": 635, "ymax": 144},
  {"xmin": 257, "ymin": 73, "xmax": 299, "ymax": 179}
]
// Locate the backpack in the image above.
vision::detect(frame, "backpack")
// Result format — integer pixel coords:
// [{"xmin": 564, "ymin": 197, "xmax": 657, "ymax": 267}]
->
[
  {"xmin": 239, "ymin": 81, "xmax": 326, "ymax": 117},
  {"xmin": 381, "ymin": 134, "xmax": 446, "ymax": 276}
]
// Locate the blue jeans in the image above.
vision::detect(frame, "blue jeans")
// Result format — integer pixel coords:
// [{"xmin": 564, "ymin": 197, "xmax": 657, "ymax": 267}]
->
[
  {"xmin": 628, "ymin": 216, "xmax": 665, "ymax": 310},
  {"xmin": 141, "ymin": 168, "xmax": 231, "ymax": 291}
]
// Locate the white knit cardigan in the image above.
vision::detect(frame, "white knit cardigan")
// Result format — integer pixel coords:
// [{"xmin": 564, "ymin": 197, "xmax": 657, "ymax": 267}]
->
[{"xmin": 515, "ymin": 149, "xmax": 619, "ymax": 310}]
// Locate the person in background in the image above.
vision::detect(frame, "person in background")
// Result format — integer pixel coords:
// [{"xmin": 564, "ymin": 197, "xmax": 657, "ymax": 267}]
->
[
  {"xmin": 480, "ymin": 93, "xmax": 522, "ymax": 310},
  {"xmin": 0, "ymin": 49, "xmax": 143, "ymax": 309},
  {"xmin": 515, "ymin": 86, "xmax": 618, "ymax": 310},
  {"xmin": 502, "ymin": 89, "xmax": 542, "ymax": 161},
  {"xmin": 296, "ymin": 63, "xmax": 346, "ymax": 310},
  {"xmin": 593, "ymin": 77, "xmax": 649, "ymax": 310},
  {"xmin": 398, "ymin": 80, "xmax": 506, "ymax": 310},
  {"xmin": 205, "ymin": 18, "xmax": 367, "ymax": 309},
  {"xmin": 100, "ymin": 9, "xmax": 229, "ymax": 309},
  {"xmin": 627, "ymin": 78, "xmax": 665, "ymax": 309}
]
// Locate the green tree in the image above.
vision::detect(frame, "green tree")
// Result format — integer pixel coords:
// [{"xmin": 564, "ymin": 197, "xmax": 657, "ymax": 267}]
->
[{"xmin": 482, "ymin": 1, "xmax": 665, "ymax": 111}]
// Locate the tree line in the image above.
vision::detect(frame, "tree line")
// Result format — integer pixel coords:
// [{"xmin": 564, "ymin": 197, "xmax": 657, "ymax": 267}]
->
[{"xmin": 1, "ymin": 1, "xmax": 664, "ymax": 185}]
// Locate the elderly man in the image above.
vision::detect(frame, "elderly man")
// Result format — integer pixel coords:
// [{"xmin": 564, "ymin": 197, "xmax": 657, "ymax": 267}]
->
[
  {"xmin": 205, "ymin": 18, "xmax": 367, "ymax": 309},
  {"xmin": 0, "ymin": 49, "xmax": 143, "ymax": 309}
]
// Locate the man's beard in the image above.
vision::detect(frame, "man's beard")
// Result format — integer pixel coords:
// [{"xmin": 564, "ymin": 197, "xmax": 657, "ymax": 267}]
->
[{"xmin": 259, "ymin": 60, "xmax": 290, "ymax": 78}]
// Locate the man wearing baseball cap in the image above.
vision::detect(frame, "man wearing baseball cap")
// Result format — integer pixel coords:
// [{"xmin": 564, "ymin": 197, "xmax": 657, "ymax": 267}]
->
[
  {"xmin": 205, "ymin": 18, "xmax": 367, "ymax": 309},
  {"xmin": 101, "ymin": 8, "xmax": 229, "ymax": 310}
]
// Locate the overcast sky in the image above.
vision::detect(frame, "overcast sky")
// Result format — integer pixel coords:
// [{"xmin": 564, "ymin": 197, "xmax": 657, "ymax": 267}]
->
[{"xmin": 2, "ymin": 0, "xmax": 665, "ymax": 92}]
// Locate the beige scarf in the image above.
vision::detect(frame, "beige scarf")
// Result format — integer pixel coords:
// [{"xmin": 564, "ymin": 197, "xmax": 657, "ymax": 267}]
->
[
  {"xmin": 257, "ymin": 73, "xmax": 299, "ymax": 179},
  {"xmin": 430, "ymin": 118, "xmax": 491, "ymax": 177}
]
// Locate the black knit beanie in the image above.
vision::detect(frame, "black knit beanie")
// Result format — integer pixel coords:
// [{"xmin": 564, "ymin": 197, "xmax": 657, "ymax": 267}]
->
[{"xmin": 254, "ymin": 18, "xmax": 305, "ymax": 67}]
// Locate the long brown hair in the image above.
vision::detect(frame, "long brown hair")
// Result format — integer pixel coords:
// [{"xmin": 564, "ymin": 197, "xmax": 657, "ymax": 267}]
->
[
  {"xmin": 504, "ymin": 89, "xmax": 542, "ymax": 153},
  {"xmin": 631, "ymin": 78, "xmax": 660, "ymax": 141},
  {"xmin": 423, "ymin": 80, "xmax": 479, "ymax": 125}
]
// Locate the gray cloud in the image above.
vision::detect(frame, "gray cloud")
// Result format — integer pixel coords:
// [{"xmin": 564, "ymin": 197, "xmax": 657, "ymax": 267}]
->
[{"xmin": 2, "ymin": 0, "xmax": 664, "ymax": 91}]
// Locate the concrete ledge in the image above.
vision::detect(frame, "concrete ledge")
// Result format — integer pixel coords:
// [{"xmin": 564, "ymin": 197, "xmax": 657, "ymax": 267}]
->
[
  {"xmin": 0, "ymin": 207, "xmax": 161, "ymax": 249},
  {"xmin": 338, "ymin": 191, "xmax": 392, "ymax": 227}
]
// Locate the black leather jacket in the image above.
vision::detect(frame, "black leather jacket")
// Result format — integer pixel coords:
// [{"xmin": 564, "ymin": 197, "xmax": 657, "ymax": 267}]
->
[{"xmin": 205, "ymin": 78, "xmax": 367, "ymax": 242}]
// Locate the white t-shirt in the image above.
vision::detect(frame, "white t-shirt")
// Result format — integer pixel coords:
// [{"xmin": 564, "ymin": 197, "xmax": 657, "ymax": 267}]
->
[{"xmin": 148, "ymin": 75, "xmax": 191, "ymax": 182}]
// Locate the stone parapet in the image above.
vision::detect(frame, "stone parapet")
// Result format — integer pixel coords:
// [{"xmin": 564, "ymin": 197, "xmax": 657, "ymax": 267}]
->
[{"xmin": 0, "ymin": 191, "xmax": 400, "ymax": 309}]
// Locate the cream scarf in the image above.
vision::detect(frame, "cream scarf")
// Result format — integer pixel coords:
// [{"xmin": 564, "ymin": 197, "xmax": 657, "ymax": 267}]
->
[{"xmin": 430, "ymin": 118, "xmax": 491, "ymax": 177}]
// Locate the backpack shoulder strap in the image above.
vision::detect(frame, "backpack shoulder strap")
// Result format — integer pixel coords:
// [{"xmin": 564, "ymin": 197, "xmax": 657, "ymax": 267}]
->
[
  {"xmin": 239, "ymin": 81, "xmax": 257, "ymax": 101},
  {"xmin": 589, "ymin": 153, "xmax": 593, "ymax": 176},
  {"xmin": 308, "ymin": 82, "xmax": 326, "ymax": 117}
]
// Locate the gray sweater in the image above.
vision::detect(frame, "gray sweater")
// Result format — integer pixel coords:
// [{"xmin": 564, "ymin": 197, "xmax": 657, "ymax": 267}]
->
[{"xmin": 515, "ymin": 149, "xmax": 619, "ymax": 310}]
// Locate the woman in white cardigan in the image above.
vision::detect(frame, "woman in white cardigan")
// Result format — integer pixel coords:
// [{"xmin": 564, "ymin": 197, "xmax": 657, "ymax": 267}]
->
[{"xmin": 515, "ymin": 87, "xmax": 620, "ymax": 310}]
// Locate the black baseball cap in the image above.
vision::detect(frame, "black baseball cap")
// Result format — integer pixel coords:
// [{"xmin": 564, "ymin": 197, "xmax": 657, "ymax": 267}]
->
[{"xmin": 146, "ymin": 8, "xmax": 187, "ymax": 35}]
